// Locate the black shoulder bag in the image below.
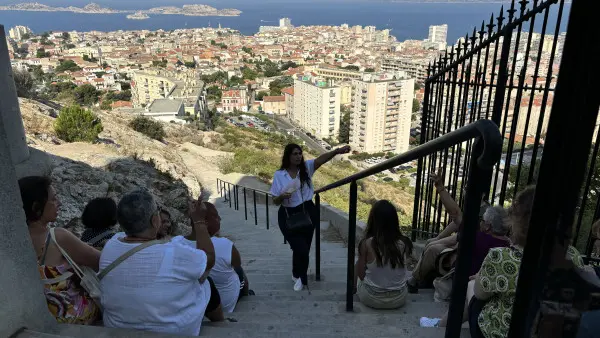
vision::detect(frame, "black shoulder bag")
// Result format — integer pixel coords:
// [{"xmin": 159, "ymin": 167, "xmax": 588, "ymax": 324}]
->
[{"xmin": 284, "ymin": 183, "xmax": 313, "ymax": 232}]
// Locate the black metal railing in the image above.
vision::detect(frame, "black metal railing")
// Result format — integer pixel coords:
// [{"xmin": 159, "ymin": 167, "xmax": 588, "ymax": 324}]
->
[
  {"xmin": 410, "ymin": 0, "xmax": 600, "ymax": 251},
  {"xmin": 315, "ymin": 120, "xmax": 502, "ymax": 338},
  {"xmin": 215, "ymin": 178, "xmax": 322, "ymax": 281}
]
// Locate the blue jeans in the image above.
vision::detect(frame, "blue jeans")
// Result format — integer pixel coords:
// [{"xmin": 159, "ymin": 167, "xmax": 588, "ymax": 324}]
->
[{"xmin": 577, "ymin": 310, "xmax": 600, "ymax": 338}]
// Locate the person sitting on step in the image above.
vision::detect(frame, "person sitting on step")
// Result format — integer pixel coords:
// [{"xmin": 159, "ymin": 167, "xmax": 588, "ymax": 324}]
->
[
  {"xmin": 20, "ymin": 176, "xmax": 101, "ymax": 325},
  {"xmin": 407, "ymin": 170, "xmax": 489, "ymax": 293},
  {"xmin": 353, "ymin": 200, "xmax": 413, "ymax": 309},
  {"xmin": 419, "ymin": 186, "xmax": 585, "ymax": 338},
  {"xmin": 184, "ymin": 202, "xmax": 253, "ymax": 313},
  {"xmin": 80, "ymin": 197, "xmax": 118, "ymax": 249},
  {"xmin": 100, "ymin": 189, "xmax": 223, "ymax": 335}
]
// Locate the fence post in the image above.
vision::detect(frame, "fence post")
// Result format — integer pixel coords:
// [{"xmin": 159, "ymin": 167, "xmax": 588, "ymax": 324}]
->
[
  {"xmin": 228, "ymin": 184, "xmax": 232, "ymax": 208},
  {"xmin": 253, "ymin": 190, "xmax": 258, "ymax": 226},
  {"xmin": 315, "ymin": 193, "xmax": 321, "ymax": 281},
  {"xmin": 346, "ymin": 181, "xmax": 358, "ymax": 312},
  {"xmin": 217, "ymin": 179, "xmax": 220, "ymax": 197},
  {"xmin": 265, "ymin": 193, "xmax": 270, "ymax": 230},
  {"xmin": 412, "ymin": 74, "xmax": 431, "ymax": 242},
  {"xmin": 235, "ymin": 186, "xmax": 239, "ymax": 210},
  {"xmin": 445, "ymin": 139, "xmax": 492, "ymax": 338},
  {"xmin": 243, "ymin": 187, "xmax": 247, "ymax": 220}
]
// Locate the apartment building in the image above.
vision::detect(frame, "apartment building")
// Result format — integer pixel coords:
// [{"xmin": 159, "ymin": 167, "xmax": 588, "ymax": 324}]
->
[
  {"xmin": 381, "ymin": 58, "xmax": 429, "ymax": 83},
  {"xmin": 293, "ymin": 74, "xmax": 341, "ymax": 139},
  {"xmin": 282, "ymin": 87, "xmax": 294, "ymax": 118},
  {"xmin": 131, "ymin": 70, "xmax": 207, "ymax": 117},
  {"xmin": 350, "ymin": 72, "xmax": 414, "ymax": 154},
  {"xmin": 425, "ymin": 24, "xmax": 448, "ymax": 50},
  {"xmin": 8, "ymin": 26, "xmax": 31, "ymax": 41},
  {"xmin": 313, "ymin": 66, "xmax": 362, "ymax": 82},
  {"xmin": 221, "ymin": 87, "xmax": 249, "ymax": 113}
]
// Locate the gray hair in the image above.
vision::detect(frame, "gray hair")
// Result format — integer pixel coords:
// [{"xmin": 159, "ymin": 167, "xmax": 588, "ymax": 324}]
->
[
  {"xmin": 117, "ymin": 189, "xmax": 158, "ymax": 235},
  {"xmin": 483, "ymin": 206, "xmax": 509, "ymax": 236}
]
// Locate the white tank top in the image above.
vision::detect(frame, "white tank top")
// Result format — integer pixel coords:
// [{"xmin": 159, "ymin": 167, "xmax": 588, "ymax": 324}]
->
[
  {"xmin": 363, "ymin": 240, "xmax": 408, "ymax": 291},
  {"xmin": 208, "ymin": 237, "xmax": 241, "ymax": 313}
]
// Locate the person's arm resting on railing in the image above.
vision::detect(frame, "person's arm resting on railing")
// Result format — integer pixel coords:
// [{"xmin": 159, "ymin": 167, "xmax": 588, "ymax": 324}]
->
[{"xmin": 314, "ymin": 145, "xmax": 351, "ymax": 171}]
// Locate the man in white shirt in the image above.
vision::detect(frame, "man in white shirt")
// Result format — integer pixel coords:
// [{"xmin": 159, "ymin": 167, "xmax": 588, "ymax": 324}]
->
[{"xmin": 100, "ymin": 189, "xmax": 219, "ymax": 335}]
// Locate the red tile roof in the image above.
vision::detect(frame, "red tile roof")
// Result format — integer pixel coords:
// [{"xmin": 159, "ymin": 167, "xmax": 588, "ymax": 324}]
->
[
  {"xmin": 281, "ymin": 87, "xmax": 294, "ymax": 96},
  {"xmin": 263, "ymin": 96, "xmax": 285, "ymax": 103}
]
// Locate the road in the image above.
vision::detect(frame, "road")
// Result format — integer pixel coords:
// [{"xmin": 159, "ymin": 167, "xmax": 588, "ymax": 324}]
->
[{"xmin": 272, "ymin": 116, "xmax": 327, "ymax": 154}]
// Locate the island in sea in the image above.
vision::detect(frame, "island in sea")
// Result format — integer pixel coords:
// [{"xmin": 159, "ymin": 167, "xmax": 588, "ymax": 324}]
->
[
  {"xmin": 0, "ymin": 2, "xmax": 242, "ymax": 16},
  {"xmin": 126, "ymin": 12, "xmax": 150, "ymax": 20}
]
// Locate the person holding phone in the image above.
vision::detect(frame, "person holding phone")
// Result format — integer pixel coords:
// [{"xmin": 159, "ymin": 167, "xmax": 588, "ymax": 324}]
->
[{"xmin": 270, "ymin": 143, "xmax": 351, "ymax": 291}]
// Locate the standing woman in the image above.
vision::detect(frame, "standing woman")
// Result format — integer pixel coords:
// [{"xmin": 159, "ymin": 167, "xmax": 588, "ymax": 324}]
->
[{"xmin": 270, "ymin": 143, "xmax": 350, "ymax": 291}]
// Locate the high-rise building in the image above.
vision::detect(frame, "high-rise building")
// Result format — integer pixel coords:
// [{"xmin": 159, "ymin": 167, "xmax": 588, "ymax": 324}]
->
[
  {"xmin": 279, "ymin": 18, "xmax": 293, "ymax": 29},
  {"xmin": 8, "ymin": 26, "xmax": 32, "ymax": 41},
  {"xmin": 426, "ymin": 24, "xmax": 448, "ymax": 50},
  {"xmin": 350, "ymin": 72, "xmax": 414, "ymax": 154},
  {"xmin": 293, "ymin": 74, "xmax": 341, "ymax": 140},
  {"xmin": 382, "ymin": 57, "xmax": 429, "ymax": 83}
]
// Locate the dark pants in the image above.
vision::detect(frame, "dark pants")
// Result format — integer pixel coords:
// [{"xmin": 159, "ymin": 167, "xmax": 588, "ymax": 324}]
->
[{"xmin": 278, "ymin": 200, "xmax": 317, "ymax": 285}]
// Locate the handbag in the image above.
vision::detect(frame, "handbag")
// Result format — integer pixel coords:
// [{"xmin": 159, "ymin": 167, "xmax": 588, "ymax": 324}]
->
[
  {"xmin": 284, "ymin": 184, "xmax": 313, "ymax": 232},
  {"xmin": 48, "ymin": 227, "xmax": 165, "ymax": 310}
]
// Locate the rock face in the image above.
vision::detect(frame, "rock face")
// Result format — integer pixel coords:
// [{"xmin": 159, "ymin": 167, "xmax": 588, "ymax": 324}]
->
[{"xmin": 50, "ymin": 155, "xmax": 193, "ymax": 237}]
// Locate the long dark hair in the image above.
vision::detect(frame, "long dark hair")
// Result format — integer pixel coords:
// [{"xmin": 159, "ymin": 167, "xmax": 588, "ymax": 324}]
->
[
  {"xmin": 361, "ymin": 200, "xmax": 413, "ymax": 268},
  {"xmin": 280, "ymin": 143, "xmax": 311, "ymax": 189},
  {"xmin": 18, "ymin": 176, "xmax": 52, "ymax": 224}
]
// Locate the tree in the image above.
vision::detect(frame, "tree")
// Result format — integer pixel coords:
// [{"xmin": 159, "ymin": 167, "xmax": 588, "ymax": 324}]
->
[
  {"xmin": 61, "ymin": 32, "xmax": 70, "ymax": 40},
  {"xmin": 65, "ymin": 43, "xmax": 76, "ymax": 49},
  {"xmin": 412, "ymin": 98, "xmax": 420, "ymax": 113},
  {"xmin": 228, "ymin": 75, "xmax": 244, "ymax": 87},
  {"xmin": 242, "ymin": 46, "xmax": 252, "ymax": 54},
  {"xmin": 21, "ymin": 32, "xmax": 31, "ymax": 40},
  {"xmin": 338, "ymin": 105, "xmax": 351, "ymax": 144},
  {"xmin": 210, "ymin": 40, "xmax": 216, "ymax": 45},
  {"xmin": 36, "ymin": 48, "xmax": 50, "ymax": 58},
  {"xmin": 256, "ymin": 91, "xmax": 268, "ymax": 101},
  {"xmin": 102, "ymin": 62, "xmax": 109, "ymax": 68},
  {"xmin": 12, "ymin": 68, "xmax": 34, "ymax": 98},
  {"xmin": 55, "ymin": 60, "xmax": 81, "ymax": 73},
  {"xmin": 206, "ymin": 85, "xmax": 222, "ymax": 101},
  {"xmin": 414, "ymin": 82, "xmax": 422, "ymax": 91},
  {"xmin": 129, "ymin": 116, "xmax": 166, "ymax": 141},
  {"xmin": 184, "ymin": 61, "xmax": 196, "ymax": 68},
  {"xmin": 41, "ymin": 32, "xmax": 50, "ymax": 39},
  {"xmin": 73, "ymin": 84, "xmax": 100, "ymax": 106},
  {"xmin": 365, "ymin": 68, "xmax": 375, "ymax": 72},
  {"xmin": 280, "ymin": 61, "xmax": 298, "ymax": 71},
  {"xmin": 343, "ymin": 65, "xmax": 360, "ymax": 71},
  {"xmin": 95, "ymin": 71, "xmax": 106, "ymax": 78},
  {"xmin": 241, "ymin": 67, "xmax": 258, "ymax": 80},
  {"xmin": 268, "ymin": 76, "xmax": 293, "ymax": 96},
  {"xmin": 54, "ymin": 105, "xmax": 103, "ymax": 143},
  {"xmin": 152, "ymin": 59, "xmax": 167, "ymax": 68},
  {"xmin": 106, "ymin": 90, "xmax": 131, "ymax": 102},
  {"xmin": 82, "ymin": 54, "xmax": 98, "ymax": 63},
  {"xmin": 100, "ymin": 100, "xmax": 113, "ymax": 111}
]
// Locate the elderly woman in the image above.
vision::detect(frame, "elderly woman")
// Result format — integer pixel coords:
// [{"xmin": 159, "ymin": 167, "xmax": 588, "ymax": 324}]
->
[
  {"xmin": 19, "ymin": 176, "xmax": 101, "ymax": 324},
  {"xmin": 99, "ymin": 189, "xmax": 220, "ymax": 335}
]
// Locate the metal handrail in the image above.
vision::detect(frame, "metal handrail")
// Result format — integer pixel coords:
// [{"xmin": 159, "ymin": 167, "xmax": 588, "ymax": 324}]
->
[
  {"xmin": 316, "ymin": 119, "xmax": 501, "ymax": 194},
  {"xmin": 313, "ymin": 119, "xmax": 501, "ymax": 338}
]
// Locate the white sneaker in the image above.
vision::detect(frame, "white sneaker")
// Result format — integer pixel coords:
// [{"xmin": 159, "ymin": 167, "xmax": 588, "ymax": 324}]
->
[
  {"xmin": 293, "ymin": 278, "xmax": 303, "ymax": 291},
  {"xmin": 419, "ymin": 317, "xmax": 441, "ymax": 328},
  {"xmin": 292, "ymin": 276, "xmax": 299, "ymax": 283}
]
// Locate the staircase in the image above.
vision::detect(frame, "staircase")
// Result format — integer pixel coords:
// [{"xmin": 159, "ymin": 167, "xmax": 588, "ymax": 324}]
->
[{"xmin": 201, "ymin": 194, "xmax": 469, "ymax": 338}]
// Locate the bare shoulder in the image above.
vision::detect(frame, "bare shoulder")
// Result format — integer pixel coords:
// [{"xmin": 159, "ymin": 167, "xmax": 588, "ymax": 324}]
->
[{"xmin": 53, "ymin": 227, "xmax": 81, "ymax": 244}]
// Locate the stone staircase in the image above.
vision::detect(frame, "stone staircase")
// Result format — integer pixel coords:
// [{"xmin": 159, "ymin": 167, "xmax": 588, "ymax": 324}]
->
[{"xmin": 201, "ymin": 193, "xmax": 470, "ymax": 338}]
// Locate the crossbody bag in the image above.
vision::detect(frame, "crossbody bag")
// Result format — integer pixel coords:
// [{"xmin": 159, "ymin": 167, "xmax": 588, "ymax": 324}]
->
[{"xmin": 284, "ymin": 183, "xmax": 313, "ymax": 232}]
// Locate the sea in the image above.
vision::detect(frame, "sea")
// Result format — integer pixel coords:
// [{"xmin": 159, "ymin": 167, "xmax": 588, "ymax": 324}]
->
[{"xmin": 0, "ymin": 0, "xmax": 569, "ymax": 43}]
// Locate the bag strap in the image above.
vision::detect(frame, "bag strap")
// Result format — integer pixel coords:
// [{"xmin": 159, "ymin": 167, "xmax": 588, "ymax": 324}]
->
[
  {"xmin": 86, "ymin": 229, "xmax": 113, "ymax": 246},
  {"xmin": 39, "ymin": 230, "xmax": 52, "ymax": 265},
  {"xmin": 97, "ymin": 239, "xmax": 166, "ymax": 280},
  {"xmin": 49, "ymin": 227, "xmax": 84, "ymax": 279}
]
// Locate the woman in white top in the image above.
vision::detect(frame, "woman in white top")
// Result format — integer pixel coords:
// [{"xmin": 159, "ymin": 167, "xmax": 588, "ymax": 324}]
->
[
  {"xmin": 184, "ymin": 202, "xmax": 251, "ymax": 313},
  {"xmin": 100, "ymin": 189, "xmax": 220, "ymax": 335},
  {"xmin": 354, "ymin": 200, "xmax": 413, "ymax": 309},
  {"xmin": 270, "ymin": 143, "xmax": 350, "ymax": 291}
]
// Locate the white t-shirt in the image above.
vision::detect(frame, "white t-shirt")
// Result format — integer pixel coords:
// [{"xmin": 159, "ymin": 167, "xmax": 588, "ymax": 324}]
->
[
  {"xmin": 183, "ymin": 237, "xmax": 241, "ymax": 313},
  {"xmin": 269, "ymin": 159, "xmax": 316, "ymax": 208},
  {"xmin": 100, "ymin": 233, "xmax": 210, "ymax": 336}
]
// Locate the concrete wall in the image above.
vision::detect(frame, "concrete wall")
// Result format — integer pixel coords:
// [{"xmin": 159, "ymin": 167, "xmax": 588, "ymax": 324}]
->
[{"xmin": 319, "ymin": 202, "xmax": 366, "ymax": 247}]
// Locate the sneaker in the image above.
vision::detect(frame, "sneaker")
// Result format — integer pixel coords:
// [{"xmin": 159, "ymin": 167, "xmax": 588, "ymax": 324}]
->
[
  {"xmin": 293, "ymin": 278, "xmax": 303, "ymax": 291},
  {"xmin": 292, "ymin": 276, "xmax": 299, "ymax": 283},
  {"xmin": 419, "ymin": 317, "xmax": 441, "ymax": 328}
]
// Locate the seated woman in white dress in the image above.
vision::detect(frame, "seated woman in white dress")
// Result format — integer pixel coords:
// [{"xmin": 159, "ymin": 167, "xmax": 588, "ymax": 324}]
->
[{"xmin": 99, "ymin": 189, "xmax": 222, "ymax": 335}]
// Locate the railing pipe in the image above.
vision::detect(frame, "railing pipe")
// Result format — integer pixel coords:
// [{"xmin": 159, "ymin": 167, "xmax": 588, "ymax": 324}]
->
[
  {"xmin": 243, "ymin": 187, "xmax": 247, "ymax": 220},
  {"xmin": 253, "ymin": 190, "xmax": 258, "ymax": 226},
  {"xmin": 315, "ymin": 193, "xmax": 321, "ymax": 281},
  {"xmin": 445, "ymin": 138, "xmax": 494, "ymax": 338},
  {"xmin": 265, "ymin": 193, "xmax": 270, "ymax": 230},
  {"xmin": 315, "ymin": 120, "xmax": 502, "ymax": 194},
  {"xmin": 346, "ymin": 181, "xmax": 358, "ymax": 312},
  {"xmin": 228, "ymin": 184, "xmax": 232, "ymax": 208}
]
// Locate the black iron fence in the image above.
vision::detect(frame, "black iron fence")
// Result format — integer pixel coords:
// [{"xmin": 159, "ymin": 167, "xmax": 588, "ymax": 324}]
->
[{"xmin": 412, "ymin": 0, "xmax": 600, "ymax": 258}]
